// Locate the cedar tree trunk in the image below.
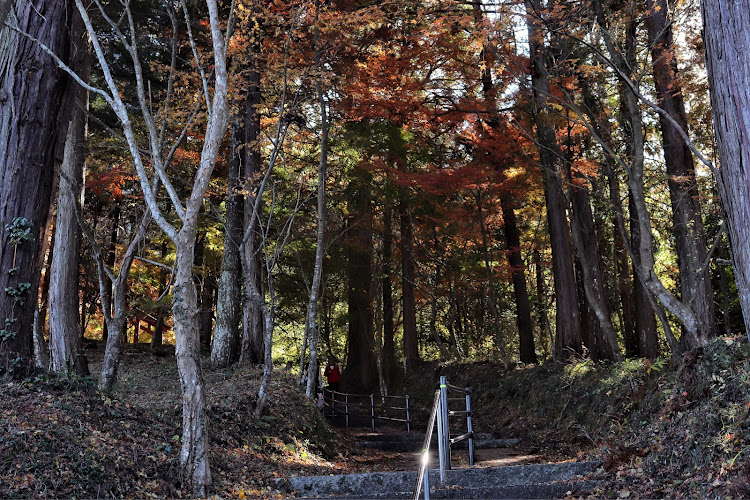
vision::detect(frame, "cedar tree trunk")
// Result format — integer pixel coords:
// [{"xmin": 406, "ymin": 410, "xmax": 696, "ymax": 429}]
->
[
  {"xmin": 0, "ymin": 0, "xmax": 72, "ymax": 374},
  {"xmin": 701, "ymin": 0, "xmax": 750, "ymax": 342}
]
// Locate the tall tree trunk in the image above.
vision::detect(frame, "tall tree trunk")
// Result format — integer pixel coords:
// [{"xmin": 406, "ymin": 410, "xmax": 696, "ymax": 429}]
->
[
  {"xmin": 701, "ymin": 0, "xmax": 750, "ymax": 342},
  {"xmin": 381, "ymin": 205, "xmax": 397, "ymax": 390},
  {"xmin": 305, "ymin": 6, "xmax": 329, "ymax": 398},
  {"xmin": 646, "ymin": 0, "xmax": 717, "ymax": 348},
  {"xmin": 97, "ymin": 210, "xmax": 151, "ymax": 392},
  {"xmin": 49, "ymin": 7, "xmax": 90, "ymax": 376},
  {"xmin": 613, "ymin": 177, "xmax": 638, "ymax": 357},
  {"xmin": 211, "ymin": 116, "xmax": 244, "ymax": 368},
  {"xmin": 533, "ymin": 248, "xmax": 554, "ymax": 359},
  {"xmin": 399, "ymin": 198, "xmax": 420, "ymax": 369},
  {"xmin": 500, "ymin": 195, "xmax": 537, "ymax": 364},
  {"xmin": 525, "ymin": 0, "xmax": 583, "ymax": 358},
  {"xmin": 173, "ymin": 230, "xmax": 211, "ymax": 496},
  {"xmin": 568, "ymin": 174, "xmax": 622, "ymax": 361},
  {"xmin": 476, "ymin": 191, "xmax": 510, "ymax": 368},
  {"xmin": 199, "ymin": 270, "xmax": 215, "ymax": 351},
  {"xmin": 0, "ymin": 0, "xmax": 72, "ymax": 374},
  {"xmin": 241, "ymin": 34, "xmax": 264, "ymax": 365},
  {"xmin": 151, "ymin": 241, "xmax": 169, "ymax": 352},
  {"xmin": 102, "ymin": 205, "xmax": 120, "ymax": 344},
  {"xmin": 343, "ymin": 184, "xmax": 377, "ymax": 392},
  {"xmin": 630, "ymin": 194, "xmax": 660, "ymax": 358},
  {"xmin": 33, "ymin": 220, "xmax": 55, "ymax": 368}
]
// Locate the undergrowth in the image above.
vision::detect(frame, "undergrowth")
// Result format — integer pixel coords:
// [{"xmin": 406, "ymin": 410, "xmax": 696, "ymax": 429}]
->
[{"xmin": 0, "ymin": 347, "xmax": 341, "ymax": 499}]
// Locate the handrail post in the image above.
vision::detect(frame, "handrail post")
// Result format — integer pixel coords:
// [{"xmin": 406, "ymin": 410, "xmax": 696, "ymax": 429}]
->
[
  {"xmin": 436, "ymin": 397, "xmax": 446, "ymax": 484},
  {"xmin": 439, "ymin": 376, "xmax": 450, "ymax": 471},
  {"xmin": 406, "ymin": 394, "xmax": 411, "ymax": 434},
  {"xmin": 370, "ymin": 394, "xmax": 376, "ymax": 432},
  {"xmin": 345, "ymin": 393, "xmax": 349, "ymax": 428},
  {"xmin": 331, "ymin": 390, "xmax": 336, "ymax": 418},
  {"xmin": 423, "ymin": 458, "xmax": 430, "ymax": 500},
  {"xmin": 412, "ymin": 391, "xmax": 440, "ymax": 500},
  {"xmin": 466, "ymin": 388, "xmax": 474, "ymax": 466}
]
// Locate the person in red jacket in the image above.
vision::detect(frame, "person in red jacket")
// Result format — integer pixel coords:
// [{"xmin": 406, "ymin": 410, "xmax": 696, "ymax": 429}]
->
[{"xmin": 324, "ymin": 358, "xmax": 341, "ymax": 393}]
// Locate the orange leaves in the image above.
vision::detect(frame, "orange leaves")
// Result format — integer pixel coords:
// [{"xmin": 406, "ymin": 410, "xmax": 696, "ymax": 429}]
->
[
  {"xmin": 571, "ymin": 158, "xmax": 601, "ymax": 181},
  {"xmin": 86, "ymin": 168, "xmax": 136, "ymax": 201}
]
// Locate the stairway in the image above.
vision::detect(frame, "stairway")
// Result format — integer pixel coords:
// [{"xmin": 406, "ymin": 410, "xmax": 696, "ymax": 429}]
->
[
  {"xmin": 354, "ymin": 432, "xmax": 520, "ymax": 453},
  {"xmin": 283, "ymin": 461, "xmax": 600, "ymax": 498}
]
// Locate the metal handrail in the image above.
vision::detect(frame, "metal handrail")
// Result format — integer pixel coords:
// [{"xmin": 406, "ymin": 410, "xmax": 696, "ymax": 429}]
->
[
  {"xmin": 321, "ymin": 388, "xmax": 416, "ymax": 432},
  {"xmin": 412, "ymin": 390, "xmax": 440, "ymax": 500},
  {"xmin": 437, "ymin": 376, "xmax": 474, "ymax": 471}
]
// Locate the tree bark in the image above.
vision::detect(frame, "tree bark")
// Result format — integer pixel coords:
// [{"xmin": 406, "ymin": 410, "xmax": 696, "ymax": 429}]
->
[
  {"xmin": 381, "ymin": 205, "xmax": 397, "ymax": 390},
  {"xmin": 533, "ymin": 248, "xmax": 554, "ymax": 359},
  {"xmin": 151, "ymin": 241, "xmax": 169, "ymax": 352},
  {"xmin": 629, "ymin": 194, "xmax": 660, "ymax": 358},
  {"xmin": 211, "ymin": 116, "xmax": 244, "ymax": 368},
  {"xmin": 173, "ymin": 232, "xmax": 211, "ymax": 495},
  {"xmin": 32, "ymin": 217, "xmax": 54, "ymax": 369},
  {"xmin": 305, "ymin": 5, "xmax": 329, "ymax": 397},
  {"xmin": 0, "ymin": 0, "xmax": 72, "ymax": 374},
  {"xmin": 343, "ymin": 183, "xmax": 377, "ymax": 392},
  {"xmin": 49, "ymin": 6, "xmax": 90, "ymax": 376},
  {"xmin": 102, "ymin": 205, "xmax": 120, "ymax": 344},
  {"xmin": 646, "ymin": 0, "xmax": 717, "ymax": 348},
  {"xmin": 399, "ymin": 198, "xmax": 420, "ymax": 369},
  {"xmin": 701, "ymin": 0, "xmax": 750, "ymax": 342},
  {"xmin": 603, "ymin": 165, "xmax": 638, "ymax": 357},
  {"xmin": 476, "ymin": 191, "xmax": 510, "ymax": 367},
  {"xmin": 240, "ymin": 33, "xmax": 264, "ymax": 365},
  {"xmin": 568, "ymin": 173, "xmax": 622, "ymax": 361},
  {"xmin": 500, "ymin": 195, "xmax": 537, "ymax": 364}
]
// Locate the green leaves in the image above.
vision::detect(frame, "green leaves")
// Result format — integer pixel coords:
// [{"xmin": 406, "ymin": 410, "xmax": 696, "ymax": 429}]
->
[
  {"xmin": 4, "ymin": 282, "xmax": 31, "ymax": 306},
  {"xmin": 5, "ymin": 217, "xmax": 33, "ymax": 245}
]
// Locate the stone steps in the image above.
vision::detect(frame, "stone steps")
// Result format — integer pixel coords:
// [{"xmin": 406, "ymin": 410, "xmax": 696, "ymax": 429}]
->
[{"xmin": 283, "ymin": 461, "xmax": 600, "ymax": 499}]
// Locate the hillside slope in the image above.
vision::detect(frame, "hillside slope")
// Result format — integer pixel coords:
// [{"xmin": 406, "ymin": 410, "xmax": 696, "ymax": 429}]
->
[
  {"xmin": 421, "ymin": 337, "xmax": 750, "ymax": 498},
  {"xmin": 0, "ymin": 347, "xmax": 341, "ymax": 499}
]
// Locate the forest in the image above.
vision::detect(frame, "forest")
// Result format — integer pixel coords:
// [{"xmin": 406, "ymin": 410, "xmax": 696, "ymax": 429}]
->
[{"xmin": 1, "ymin": 0, "xmax": 750, "ymax": 497}]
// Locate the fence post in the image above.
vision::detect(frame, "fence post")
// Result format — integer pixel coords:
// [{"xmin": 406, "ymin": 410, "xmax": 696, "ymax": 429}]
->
[
  {"xmin": 436, "ymin": 396, "xmax": 446, "ymax": 484},
  {"xmin": 406, "ymin": 394, "xmax": 411, "ymax": 434},
  {"xmin": 466, "ymin": 388, "xmax": 474, "ymax": 466},
  {"xmin": 370, "ymin": 394, "xmax": 376, "ymax": 432},
  {"xmin": 331, "ymin": 390, "xmax": 336, "ymax": 418},
  {"xmin": 439, "ymin": 376, "xmax": 450, "ymax": 471}
]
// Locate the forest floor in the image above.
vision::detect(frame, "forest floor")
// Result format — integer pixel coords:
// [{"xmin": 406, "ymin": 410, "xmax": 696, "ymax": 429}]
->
[{"xmin": 2, "ymin": 336, "xmax": 750, "ymax": 498}]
